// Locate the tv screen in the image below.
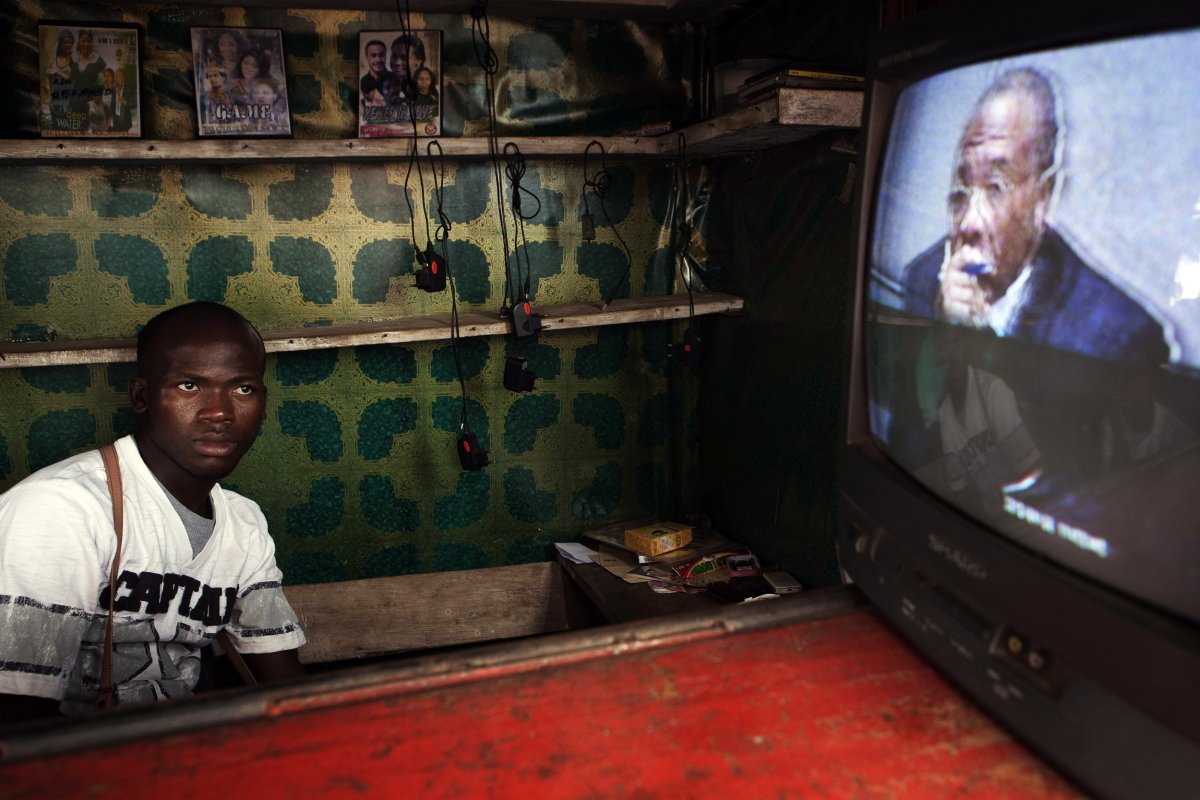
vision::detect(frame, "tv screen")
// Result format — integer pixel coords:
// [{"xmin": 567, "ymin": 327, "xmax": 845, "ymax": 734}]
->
[
  {"xmin": 865, "ymin": 25, "xmax": 1200, "ymax": 625},
  {"xmin": 839, "ymin": 3, "xmax": 1200, "ymax": 798}
]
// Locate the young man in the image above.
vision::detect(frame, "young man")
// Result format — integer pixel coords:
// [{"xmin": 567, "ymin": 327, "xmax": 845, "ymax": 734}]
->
[{"xmin": 0, "ymin": 302, "xmax": 305, "ymax": 724}]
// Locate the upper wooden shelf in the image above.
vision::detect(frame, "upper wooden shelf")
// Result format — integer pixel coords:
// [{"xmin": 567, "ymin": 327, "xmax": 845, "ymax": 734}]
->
[
  {"xmin": 113, "ymin": 0, "xmax": 744, "ymax": 21},
  {"xmin": 0, "ymin": 291, "xmax": 744, "ymax": 369},
  {"xmin": 0, "ymin": 88, "xmax": 861, "ymax": 165}
]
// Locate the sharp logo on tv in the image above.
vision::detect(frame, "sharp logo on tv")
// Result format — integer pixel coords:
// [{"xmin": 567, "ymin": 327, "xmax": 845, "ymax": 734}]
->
[{"xmin": 927, "ymin": 533, "xmax": 988, "ymax": 580}]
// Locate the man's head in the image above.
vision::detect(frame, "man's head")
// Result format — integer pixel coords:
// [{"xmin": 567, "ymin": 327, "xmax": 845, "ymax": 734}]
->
[
  {"xmin": 206, "ymin": 65, "xmax": 226, "ymax": 90},
  {"xmin": 379, "ymin": 73, "xmax": 401, "ymax": 105},
  {"xmin": 365, "ymin": 40, "xmax": 387, "ymax": 76},
  {"xmin": 949, "ymin": 68, "xmax": 1060, "ymax": 293},
  {"xmin": 131, "ymin": 303, "xmax": 267, "ymax": 497},
  {"xmin": 390, "ymin": 35, "xmax": 424, "ymax": 80}
]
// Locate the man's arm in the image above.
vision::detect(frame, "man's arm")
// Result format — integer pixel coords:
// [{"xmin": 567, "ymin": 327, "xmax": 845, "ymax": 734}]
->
[
  {"xmin": 0, "ymin": 693, "xmax": 60, "ymax": 726},
  {"xmin": 242, "ymin": 649, "xmax": 305, "ymax": 684}
]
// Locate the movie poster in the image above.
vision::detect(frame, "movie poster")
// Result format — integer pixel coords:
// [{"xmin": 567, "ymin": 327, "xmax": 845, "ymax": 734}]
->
[
  {"xmin": 191, "ymin": 27, "xmax": 292, "ymax": 138},
  {"xmin": 39, "ymin": 22, "xmax": 141, "ymax": 138},
  {"xmin": 358, "ymin": 30, "xmax": 443, "ymax": 138}
]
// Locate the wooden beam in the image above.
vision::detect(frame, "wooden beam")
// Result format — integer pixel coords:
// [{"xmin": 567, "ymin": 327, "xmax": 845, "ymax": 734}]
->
[
  {"xmin": 97, "ymin": 0, "xmax": 741, "ymax": 21},
  {"xmin": 0, "ymin": 89, "xmax": 858, "ymax": 165},
  {"xmin": 283, "ymin": 562, "xmax": 575, "ymax": 664},
  {"xmin": 0, "ymin": 135, "xmax": 662, "ymax": 164},
  {"xmin": 685, "ymin": 87, "xmax": 862, "ymax": 158},
  {"xmin": 100, "ymin": 0, "xmax": 739, "ymax": 19},
  {"xmin": 0, "ymin": 291, "xmax": 745, "ymax": 368}
]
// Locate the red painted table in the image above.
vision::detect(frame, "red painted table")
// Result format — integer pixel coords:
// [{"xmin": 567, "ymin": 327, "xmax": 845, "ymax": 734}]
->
[{"xmin": 0, "ymin": 587, "xmax": 1081, "ymax": 799}]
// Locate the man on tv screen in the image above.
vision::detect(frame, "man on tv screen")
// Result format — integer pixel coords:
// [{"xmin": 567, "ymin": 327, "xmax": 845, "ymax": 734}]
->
[{"xmin": 900, "ymin": 67, "xmax": 1169, "ymax": 366}]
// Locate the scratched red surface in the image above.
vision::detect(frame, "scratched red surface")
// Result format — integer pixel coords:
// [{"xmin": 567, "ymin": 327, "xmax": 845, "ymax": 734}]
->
[{"xmin": 0, "ymin": 609, "xmax": 1081, "ymax": 799}]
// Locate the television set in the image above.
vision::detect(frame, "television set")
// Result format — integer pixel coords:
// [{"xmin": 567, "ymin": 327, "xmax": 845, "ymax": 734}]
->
[{"xmin": 838, "ymin": 1, "xmax": 1200, "ymax": 797}]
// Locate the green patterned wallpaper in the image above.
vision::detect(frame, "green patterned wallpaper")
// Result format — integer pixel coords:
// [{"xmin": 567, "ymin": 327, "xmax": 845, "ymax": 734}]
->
[{"xmin": 0, "ymin": 3, "xmax": 708, "ymax": 583}]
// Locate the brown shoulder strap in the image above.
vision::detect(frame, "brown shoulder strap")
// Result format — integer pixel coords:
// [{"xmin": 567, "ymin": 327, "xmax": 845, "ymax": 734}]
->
[
  {"xmin": 218, "ymin": 629, "xmax": 258, "ymax": 687},
  {"xmin": 97, "ymin": 443, "xmax": 123, "ymax": 709}
]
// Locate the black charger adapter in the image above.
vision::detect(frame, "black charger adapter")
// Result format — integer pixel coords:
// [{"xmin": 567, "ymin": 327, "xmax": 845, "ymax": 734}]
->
[
  {"xmin": 503, "ymin": 355, "xmax": 536, "ymax": 392},
  {"xmin": 511, "ymin": 300, "xmax": 542, "ymax": 338},
  {"xmin": 456, "ymin": 431, "xmax": 489, "ymax": 470},
  {"xmin": 415, "ymin": 243, "xmax": 447, "ymax": 292}
]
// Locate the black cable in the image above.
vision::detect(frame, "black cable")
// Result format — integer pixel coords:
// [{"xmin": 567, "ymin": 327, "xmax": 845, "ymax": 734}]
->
[
  {"xmin": 393, "ymin": 0, "xmax": 433, "ymax": 251},
  {"xmin": 674, "ymin": 132, "xmax": 696, "ymax": 325},
  {"xmin": 583, "ymin": 140, "xmax": 636, "ymax": 309},
  {"xmin": 471, "ymin": 0, "xmax": 516, "ymax": 314},
  {"xmin": 504, "ymin": 143, "xmax": 542, "ymax": 302},
  {"xmin": 428, "ymin": 140, "xmax": 472, "ymax": 429}
]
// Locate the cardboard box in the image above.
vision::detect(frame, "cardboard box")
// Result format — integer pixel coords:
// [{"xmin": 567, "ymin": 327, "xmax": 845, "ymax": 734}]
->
[{"xmin": 624, "ymin": 522, "xmax": 693, "ymax": 557}]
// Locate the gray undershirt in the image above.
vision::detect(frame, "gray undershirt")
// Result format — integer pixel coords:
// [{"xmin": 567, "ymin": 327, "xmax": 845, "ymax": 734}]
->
[{"xmin": 156, "ymin": 479, "xmax": 216, "ymax": 558}]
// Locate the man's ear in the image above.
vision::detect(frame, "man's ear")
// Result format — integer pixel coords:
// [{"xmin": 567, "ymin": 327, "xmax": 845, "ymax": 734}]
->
[
  {"xmin": 129, "ymin": 376, "xmax": 148, "ymax": 414},
  {"xmin": 1033, "ymin": 172, "xmax": 1056, "ymax": 230}
]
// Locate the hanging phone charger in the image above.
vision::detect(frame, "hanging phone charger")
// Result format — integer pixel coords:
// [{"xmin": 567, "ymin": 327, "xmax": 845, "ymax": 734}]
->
[
  {"xmin": 511, "ymin": 300, "xmax": 542, "ymax": 338},
  {"xmin": 415, "ymin": 243, "xmax": 447, "ymax": 292},
  {"xmin": 581, "ymin": 212, "xmax": 595, "ymax": 242},
  {"xmin": 503, "ymin": 355, "xmax": 536, "ymax": 392},
  {"xmin": 456, "ymin": 431, "xmax": 489, "ymax": 471},
  {"xmin": 678, "ymin": 326, "xmax": 702, "ymax": 369}
]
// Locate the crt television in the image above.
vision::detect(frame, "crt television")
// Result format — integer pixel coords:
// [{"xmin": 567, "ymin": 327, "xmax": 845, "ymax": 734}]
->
[{"xmin": 838, "ymin": 1, "xmax": 1200, "ymax": 797}]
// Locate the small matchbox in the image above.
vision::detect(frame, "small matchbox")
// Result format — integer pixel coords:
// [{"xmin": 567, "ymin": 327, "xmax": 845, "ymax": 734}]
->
[{"xmin": 624, "ymin": 522, "xmax": 693, "ymax": 557}]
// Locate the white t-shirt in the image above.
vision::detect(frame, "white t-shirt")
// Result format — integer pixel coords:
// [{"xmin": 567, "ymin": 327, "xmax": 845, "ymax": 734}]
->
[
  {"xmin": 940, "ymin": 365, "xmax": 1041, "ymax": 504},
  {"xmin": 0, "ymin": 436, "xmax": 305, "ymax": 714}
]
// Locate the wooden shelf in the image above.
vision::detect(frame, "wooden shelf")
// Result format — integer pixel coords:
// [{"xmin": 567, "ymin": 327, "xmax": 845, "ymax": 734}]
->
[
  {"xmin": 113, "ymin": 0, "xmax": 743, "ymax": 21},
  {"xmin": 0, "ymin": 88, "xmax": 860, "ymax": 164},
  {"xmin": 0, "ymin": 291, "xmax": 744, "ymax": 369}
]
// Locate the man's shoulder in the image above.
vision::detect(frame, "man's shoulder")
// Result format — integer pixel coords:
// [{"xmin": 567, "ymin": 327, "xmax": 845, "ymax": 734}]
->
[
  {"xmin": 214, "ymin": 485, "xmax": 269, "ymax": 531},
  {"xmin": 0, "ymin": 447, "xmax": 110, "ymax": 528},
  {"xmin": 900, "ymin": 238, "xmax": 948, "ymax": 317},
  {"xmin": 1032, "ymin": 229, "xmax": 1168, "ymax": 361},
  {"xmin": 3, "ymin": 447, "xmax": 105, "ymax": 496}
]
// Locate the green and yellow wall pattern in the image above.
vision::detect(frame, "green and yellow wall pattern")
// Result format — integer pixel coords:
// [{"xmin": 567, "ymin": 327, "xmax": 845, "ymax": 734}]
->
[{"xmin": 0, "ymin": 3, "xmax": 710, "ymax": 583}]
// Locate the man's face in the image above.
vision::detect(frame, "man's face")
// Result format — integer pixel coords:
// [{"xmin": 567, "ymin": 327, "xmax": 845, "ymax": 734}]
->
[
  {"xmin": 949, "ymin": 91, "xmax": 1052, "ymax": 290},
  {"xmin": 380, "ymin": 77, "xmax": 399, "ymax": 103},
  {"xmin": 367, "ymin": 44, "xmax": 386, "ymax": 75},
  {"xmin": 391, "ymin": 46, "xmax": 419, "ymax": 79},
  {"xmin": 207, "ymin": 68, "xmax": 225, "ymax": 90},
  {"xmin": 131, "ymin": 321, "xmax": 266, "ymax": 492}
]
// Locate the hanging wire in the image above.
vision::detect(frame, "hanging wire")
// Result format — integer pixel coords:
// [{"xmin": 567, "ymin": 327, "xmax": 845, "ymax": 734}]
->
[
  {"xmin": 504, "ymin": 142, "xmax": 542, "ymax": 302},
  {"xmin": 674, "ymin": 132, "xmax": 696, "ymax": 325},
  {"xmin": 583, "ymin": 140, "xmax": 636, "ymax": 309},
  {"xmin": 393, "ymin": 0, "xmax": 433, "ymax": 249},
  {"xmin": 470, "ymin": 0, "xmax": 516, "ymax": 314},
  {"xmin": 428, "ymin": 140, "xmax": 472, "ymax": 430}
]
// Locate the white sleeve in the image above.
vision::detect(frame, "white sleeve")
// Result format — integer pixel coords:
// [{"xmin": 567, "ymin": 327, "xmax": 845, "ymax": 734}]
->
[
  {"xmin": 226, "ymin": 503, "xmax": 306, "ymax": 654},
  {"xmin": 0, "ymin": 480, "xmax": 111, "ymax": 700}
]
